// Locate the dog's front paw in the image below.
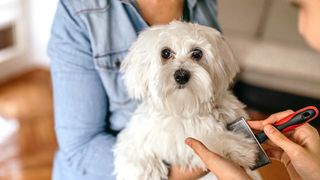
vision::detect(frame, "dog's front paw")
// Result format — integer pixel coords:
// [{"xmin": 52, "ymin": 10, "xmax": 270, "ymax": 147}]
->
[
  {"xmin": 222, "ymin": 136, "xmax": 258, "ymax": 168},
  {"xmin": 223, "ymin": 141, "xmax": 258, "ymax": 168},
  {"xmin": 207, "ymin": 132, "xmax": 258, "ymax": 168}
]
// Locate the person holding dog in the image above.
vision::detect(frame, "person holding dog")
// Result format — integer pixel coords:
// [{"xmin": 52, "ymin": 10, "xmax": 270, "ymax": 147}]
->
[
  {"xmin": 186, "ymin": 0, "xmax": 320, "ymax": 179},
  {"xmin": 48, "ymin": 0, "xmax": 220, "ymax": 179}
]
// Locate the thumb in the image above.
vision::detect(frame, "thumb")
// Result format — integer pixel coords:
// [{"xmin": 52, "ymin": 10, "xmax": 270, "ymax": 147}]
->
[
  {"xmin": 264, "ymin": 125, "xmax": 302, "ymax": 155},
  {"xmin": 185, "ymin": 137, "xmax": 215, "ymax": 162},
  {"xmin": 185, "ymin": 138, "xmax": 243, "ymax": 174}
]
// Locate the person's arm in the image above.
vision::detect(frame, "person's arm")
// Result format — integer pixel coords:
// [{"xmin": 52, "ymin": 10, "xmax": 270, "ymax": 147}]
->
[
  {"xmin": 248, "ymin": 111, "xmax": 320, "ymax": 180},
  {"xmin": 186, "ymin": 111, "xmax": 320, "ymax": 180},
  {"xmin": 185, "ymin": 138, "xmax": 251, "ymax": 180},
  {"xmin": 48, "ymin": 0, "xmax": 115, "ymax": 177}
]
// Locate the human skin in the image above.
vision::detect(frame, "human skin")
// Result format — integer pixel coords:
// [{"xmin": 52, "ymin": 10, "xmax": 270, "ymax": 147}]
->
[
  {"xmin": 248, "ymin": 111, "xmax": 320, "ymax": 180},
  {"xmin": 136, "ymin": 0, "xmax": 320, "ymax": 179},
  {"xmin": 185, "ymin": 138, "xmax": 251, "ymax": 180},
  {"xmin": 186, "ymin": 110, "xmax": 320, "ymax": 180},
  {"xmin": 185, "ymin": 0, "xmax": 320, "ymax": 179},
  {"xmin": 134, "ymin": 1, "xmax": 208, "ymax": 179},
  {"xmin": 292, "ymin": 0, "xmax": 320, "ymax": 51},
  {"xmin": 136, "ymin": 0, "xmax": 184, "ymax": 25}
]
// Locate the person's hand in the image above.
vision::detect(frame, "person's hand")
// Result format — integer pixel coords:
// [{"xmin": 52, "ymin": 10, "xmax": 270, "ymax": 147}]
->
[
  {"xmin": 248, "ymin": 110, "xmax": 320, "ymax": 180},
  {"xmin": 168, "ymin": 165, "xmax": 208, "ymax": 180},
  {"xmin": 185, "ymin": 138, "xmax": 251, "ymax": 180}
]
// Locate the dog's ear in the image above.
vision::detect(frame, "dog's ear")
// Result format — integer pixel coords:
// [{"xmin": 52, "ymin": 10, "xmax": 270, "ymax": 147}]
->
[
  {"xmin": 214, "ymin": 34, "xmax": 239, "ymax": 83},
  {"xmin": 121, "ymin": 30, "xmax": 153, "ymax": 100},
  {"xmin": 201, "ymin": 26, "xmax": 239, "ymax": 91}
]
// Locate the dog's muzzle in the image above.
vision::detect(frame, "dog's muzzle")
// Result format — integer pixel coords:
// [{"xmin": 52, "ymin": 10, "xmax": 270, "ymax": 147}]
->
[{"xmin": 174, "ymin": 69, "xmax": 190, "ymax": 85}]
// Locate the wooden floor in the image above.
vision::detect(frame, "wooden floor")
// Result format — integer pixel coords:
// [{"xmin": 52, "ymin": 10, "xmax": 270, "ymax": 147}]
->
[
  {"xmin": 0, "ymin": 69, "xmax": 291, "ymax": 180},
  {"xmin": 0, "ymin": 69, "xmax": 56, "ymax": 180}
]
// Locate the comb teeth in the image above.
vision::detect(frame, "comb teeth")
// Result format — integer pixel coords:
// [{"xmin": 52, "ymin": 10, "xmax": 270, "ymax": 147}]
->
[{"xmin": 227, "ymin": 117, "xmax": 271, "ymax": 170}]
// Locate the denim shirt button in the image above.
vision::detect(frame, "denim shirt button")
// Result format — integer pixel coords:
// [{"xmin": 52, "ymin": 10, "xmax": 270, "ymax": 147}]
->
[
  {"xmin": 115, "ymin": 59, "xmax": 121, "ymax": 69},
  {"xmin": 82, "ymin": 169, "xmax": 87, "ymax": 175}
]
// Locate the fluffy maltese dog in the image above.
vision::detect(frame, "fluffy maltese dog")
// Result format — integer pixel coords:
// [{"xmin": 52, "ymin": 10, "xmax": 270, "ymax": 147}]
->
[{"xmin": 114, "ymin": 21, "xmax": 258, "ymax": 180}]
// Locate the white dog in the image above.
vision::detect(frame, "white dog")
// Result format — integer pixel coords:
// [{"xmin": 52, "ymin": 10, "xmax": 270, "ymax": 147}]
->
[{"xmin": 114, "ymin": 21, "xmax": 258, "ymax": 180}]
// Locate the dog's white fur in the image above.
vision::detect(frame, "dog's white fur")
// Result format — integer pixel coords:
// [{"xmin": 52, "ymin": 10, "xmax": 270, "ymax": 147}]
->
[{"xmin": 114, "ymin": 21, "xmax": 258, "ymax": 180}]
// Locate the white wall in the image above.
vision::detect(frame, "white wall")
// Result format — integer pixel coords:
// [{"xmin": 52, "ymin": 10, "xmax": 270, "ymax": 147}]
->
[
  {"xmin": 0, "ymin": 0, "xmax": 57, "ymax": 82},
  {"xmin": 26, "ymin": 0, "xmax": 58, "ymax": 66}
]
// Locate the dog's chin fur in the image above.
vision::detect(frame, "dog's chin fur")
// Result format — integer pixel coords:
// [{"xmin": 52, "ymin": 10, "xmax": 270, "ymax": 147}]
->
[{"xmin": 114, "ymin": 21, "xmax": 259, "ymax": 180}]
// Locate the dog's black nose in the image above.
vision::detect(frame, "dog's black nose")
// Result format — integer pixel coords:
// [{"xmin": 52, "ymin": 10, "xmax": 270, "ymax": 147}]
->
[{"xmin": 174, "ymin": 69, "xmax": 190, "ymax": 85}]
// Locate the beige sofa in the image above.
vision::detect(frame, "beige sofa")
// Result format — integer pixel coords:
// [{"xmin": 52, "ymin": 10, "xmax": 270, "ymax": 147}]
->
[{"xmin": 218, "ymin": 0, "xmax": 320, "ymax": 99}]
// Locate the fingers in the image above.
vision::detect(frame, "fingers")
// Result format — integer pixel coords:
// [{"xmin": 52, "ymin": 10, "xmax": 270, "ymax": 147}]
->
[
  {"xmin": 264, "ymin": 125, "xmax": 303, "ymax": 156},
  {"xmin": 185, "ymin": 137, "xmax": 249, "ymax": 178},
  {"xmin": 290, "ymin": 124, "xmax": 320, "ymax": 149},
  {"xmin": 294, "ymin": 123, "xmax": 319, "ymax": 138},
  {"xmin": 262, "ymin": 110, "xmax": 294, "ymax": 126},
  {"xmin": 185, "ymin": 138, "xmax": 233, "ymax": 171},
  {"xmin": 265, "ymin": 149, "xmax": 284, "ymax": 161},
  {"xmin": 248, "ymin": 110, "xmax": 294, "ymax": 131},
  {"xmin": 185, "ymin": 137, "xmax": 220, "ymax": 166},
  {"xmin": 168, "ymin": 165, "xmax": 208, "ymax": 179},
  {"xmin": 247, "ymin": 120, "xmax": 264, "ymax": 131}
]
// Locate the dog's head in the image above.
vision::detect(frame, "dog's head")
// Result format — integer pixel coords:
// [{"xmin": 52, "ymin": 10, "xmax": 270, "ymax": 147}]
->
[{"xmin": 121, "ymin": 21, "xmax": 239, "ymax": 115}]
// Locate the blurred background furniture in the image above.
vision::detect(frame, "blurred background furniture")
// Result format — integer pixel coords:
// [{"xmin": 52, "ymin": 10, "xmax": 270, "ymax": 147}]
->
[
  {"xmin": 0, "ymin": 0, "xmax": 57, "ymax": 82},
  {"xmin": 0, "ymin": 0, "xmax": 24, "ymax": 63},
  {"xmin": 218, "ymin": 0, "xmax": 320, "ymax": 127},
  {"xmin": 0, "ymin": 0, "xmax": 27, "ymax": 81}
]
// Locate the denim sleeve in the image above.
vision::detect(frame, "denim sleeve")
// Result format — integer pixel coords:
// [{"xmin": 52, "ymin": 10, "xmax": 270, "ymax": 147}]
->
[{"xmin": 48, "ymin": 0, "xmax": 115, "ymax": 178}]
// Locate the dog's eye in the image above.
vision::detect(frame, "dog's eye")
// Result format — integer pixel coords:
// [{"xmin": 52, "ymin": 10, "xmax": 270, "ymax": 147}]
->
[
  {"xmin": 161, "ymin": 48, "xmax": 172, "ymax": 59},
  {"xmin": 191, "ymin": 48, "xmax": 203, "ymax": 61}
]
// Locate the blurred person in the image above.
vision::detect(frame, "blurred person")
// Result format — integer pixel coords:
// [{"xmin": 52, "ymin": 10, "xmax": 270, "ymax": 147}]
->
[
  {"xmin": 48, "ymin": 0, "xmax": 220, "ymax": 179},
  {"xmin": 186, "ymin": 1, "xmax": 320, "ymax": 179},
  {"xmin": 293, "ymin": 0, "xmax": 320, "ymax": 51}
]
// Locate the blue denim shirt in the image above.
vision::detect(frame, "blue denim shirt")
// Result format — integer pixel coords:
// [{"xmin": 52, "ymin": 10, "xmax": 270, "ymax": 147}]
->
[{"xmin": 48, "ymin": 0, "xmax": 219, "ymax": 179}]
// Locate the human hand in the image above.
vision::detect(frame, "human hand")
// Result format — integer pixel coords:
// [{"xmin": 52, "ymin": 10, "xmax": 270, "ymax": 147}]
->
[
  {"xmin": 185, "ymin": 138, "xmax": 252, "ymax": 180},
  {"xmin": 248, "ymin": 110, "xmax": 320, "ymax": 180},
  {"xmin": 168, "ymin": 165, "xmax": 208, "ymax": 180}
]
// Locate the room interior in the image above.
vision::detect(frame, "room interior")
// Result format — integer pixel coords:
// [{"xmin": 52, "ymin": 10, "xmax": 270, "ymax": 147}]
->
[{"xmin": 0, "ymin": 0, "xmax": 319, "ymax": 179}]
